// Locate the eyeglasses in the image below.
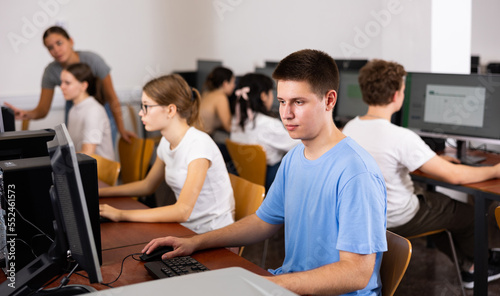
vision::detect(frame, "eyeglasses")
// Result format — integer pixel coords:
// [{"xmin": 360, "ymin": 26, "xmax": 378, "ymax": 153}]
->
[{"xmin": 141, "ymin": 103, "xmax": 162, "ymax": 115}]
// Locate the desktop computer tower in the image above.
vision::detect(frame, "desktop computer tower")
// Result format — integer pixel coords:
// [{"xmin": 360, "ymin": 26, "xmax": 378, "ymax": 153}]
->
[{"xmin": 0, "ymin": 154, "xmax": 101, "ymax": 273}]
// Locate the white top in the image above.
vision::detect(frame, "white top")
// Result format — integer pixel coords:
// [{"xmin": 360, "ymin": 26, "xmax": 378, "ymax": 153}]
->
[
  {"xmin": 67, "ymin": 96, "xmax": 115, "ymax": 160},
  {"xmin": 230, "ymin": 113, "xmax": 300, "ymax": 166},
  {"xmin": 342, "ymin": 117, "xmax": 436, "ymax": 228},
  {"xmin": 157, "ymin": 127, "xmax": 235, "ymax": 233}
]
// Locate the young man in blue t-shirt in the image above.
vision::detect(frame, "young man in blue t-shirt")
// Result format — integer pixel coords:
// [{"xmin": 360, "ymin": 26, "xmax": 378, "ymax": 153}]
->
[{"xmin": 143, "ymin": 49, "xmax": 387, "ymax": 295}]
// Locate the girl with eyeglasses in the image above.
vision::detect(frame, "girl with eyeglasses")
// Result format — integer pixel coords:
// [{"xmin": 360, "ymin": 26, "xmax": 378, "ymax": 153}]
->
[{"xmin": 99, "ymin": 74, "xmax": 235, "ymax": 234}]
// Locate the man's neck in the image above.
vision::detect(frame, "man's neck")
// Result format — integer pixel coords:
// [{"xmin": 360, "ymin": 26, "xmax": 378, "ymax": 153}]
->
[
  {"xmin": 361, "ymin": 106, "xmax": 394, "ymax": 121},
  {"xmin": 302, "ymin": 124, "xmax": 345, "ymax": 160}
]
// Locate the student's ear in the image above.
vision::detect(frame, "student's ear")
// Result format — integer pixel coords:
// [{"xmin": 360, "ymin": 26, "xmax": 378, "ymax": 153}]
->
[
  {"xmin": 324, "ymin": 90, "xmax": 337, "ymax": 111},
  {"xmin": 166, "ymin": 104, "xmax": 177, "ymax": 118},
  {"xmin": 81, "ymin": 81, "xmax": 89, "ymax": 93}
]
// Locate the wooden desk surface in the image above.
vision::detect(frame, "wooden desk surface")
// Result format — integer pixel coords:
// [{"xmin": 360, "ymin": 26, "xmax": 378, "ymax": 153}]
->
[
  {"xmin": 99, "ymin": 197, "xmax": 195, "ymax": 250},
  {"xmin": 0, "ymin": 196, "xmax": 271, "ymax": 292}
]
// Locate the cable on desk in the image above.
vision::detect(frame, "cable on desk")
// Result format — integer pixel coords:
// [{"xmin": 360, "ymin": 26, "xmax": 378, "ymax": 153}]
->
[{"xmin": 75, "ymin": 252, "xmax": 143, "ymax": 288}]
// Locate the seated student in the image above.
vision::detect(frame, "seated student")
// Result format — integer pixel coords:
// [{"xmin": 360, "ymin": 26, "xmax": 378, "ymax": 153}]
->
[
  {"xmin": 99, "ymin": 74, "xmax": 235, "ymax": 234},
  {"xmin": 142, "ymin": 49, "xmax": 387, "ymax": 296},
  {"xmin": 230, "ymin": 73, "xmax": 299, "ymax": 190},
  {"xmin": 61, "ymin": 63, "xmax": 114, "ymax": 160},
  {"xmin": 197, "ymin": 66, "xmax": 235, "ymax": 136},
  {"xmin": 342, "ymin": 59, "xmax": 500, "ymax": 288},
  {"xmin": 5, "ymin": 26, "xmax": 135, "ymax": 143}
]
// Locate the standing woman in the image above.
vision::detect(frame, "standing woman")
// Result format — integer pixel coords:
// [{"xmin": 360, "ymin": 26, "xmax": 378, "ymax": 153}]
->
[
  {"xmin": 197, "ymin": 66, "xmax": 235, "ymax": 136},
  {"xmin": 99, "ymin": 74, "xmax": 235, "ymax": 234},
  {"xmin": 61, "ymin": 63, "xmax": 114, "ymax": 160},
  {"xmin": 5, "ymin": 26, "xmax": 135, "ymax": 143}
]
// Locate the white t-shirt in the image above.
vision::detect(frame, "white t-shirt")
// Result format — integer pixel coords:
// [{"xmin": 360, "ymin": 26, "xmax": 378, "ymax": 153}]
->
[
  {"xmin": 67, "ymin": 96, "xmax": 115, "ymax": 160},
  {"xmin": 156, "ymin": 127, "xmax": 235, "ymax": 233},
  {"xmin": 343, "ymin": 117, "xmax": 436, "ymax": 228},
  {"xmin": 230, "ymin": 113, "xmax": 300, "ymax": 166}
]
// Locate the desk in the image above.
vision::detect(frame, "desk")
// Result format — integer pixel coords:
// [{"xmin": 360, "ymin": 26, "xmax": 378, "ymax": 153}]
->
[
  {"xmin": 411, "ymin": 149, "xmax": 500, "ymax": 296},
  {"xmin": 0, "ymin": 196, "xmax": 271, "ymax": 292}
]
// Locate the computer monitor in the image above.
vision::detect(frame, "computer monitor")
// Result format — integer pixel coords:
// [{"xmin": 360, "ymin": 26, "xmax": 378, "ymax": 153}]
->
[
  {"xmin": 0, "ymin": 129, "xmax": 55, "ymax": 161},
  {"xmin": 0, "ymin": 123, "xmax": 102, "ymax": 295},
  {"xmin": 402, "ymin": 72, "xmax": 500, "ymax": 164},
  {"xmin": 196, "ymin": 60, "xmax": 223, "ymax": 92},
  {"xmin": 334, "ymin": 70, "xmax": 367, "ymax": 127},
  {"xmin": 334, "ymin": 59, "xmax": 368, "ymax": 71},
  {"xmin": 1, "ymin": 107, "xmax": 15, "ymax": 132}
]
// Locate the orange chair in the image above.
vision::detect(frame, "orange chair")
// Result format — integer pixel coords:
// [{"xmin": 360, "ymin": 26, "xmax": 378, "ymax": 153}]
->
[{"xmin": 229, "ymin": 173, "xmax": 265, "ymax": 257}]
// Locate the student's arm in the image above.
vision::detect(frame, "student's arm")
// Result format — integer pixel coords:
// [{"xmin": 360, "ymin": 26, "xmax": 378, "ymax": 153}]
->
[
  {"xmin": 215, "ymin": 94, "xmax": 231, "ymax": 132},
  {"xmin": 101, "ymin": 74, "xmax": 136, "ymax": 142},
  {"xmin": 5, "ymin": 88, "xmax": 55, "ymax": 120},
  {"xmin": 80, "ymin": 143, "xmax": 97, "ymax": 156},
  {"xmin": 266, "ymin": 251, "xmax": 376, "ymax": 295},
  {"xmin": 99, "ymin": 157, "xmax": 165, "ymax": 199},
  {"xmin": 100, "ymin": 158, "xmax": 210, "ymax": 222},
  {"xmin": 419, "ymin": 155, "xmax": 500, "ymax": 184},
  {"xmin": 142, "ymin": 214, "xmax": 281, "ymax": 259}
]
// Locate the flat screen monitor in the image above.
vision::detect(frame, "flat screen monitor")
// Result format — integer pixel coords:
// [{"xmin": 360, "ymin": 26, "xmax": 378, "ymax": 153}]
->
[
  {"xmin": 334, "ymin": 59, "xmax": 368, "ymax": 71},
  {"xmin": 0, "ymin": 129, "xmax": 55, "ymax": 161},
  {"xmin": 402, "ymin": 72, "xmax": 500, "ymax": 163},
  {"xmin": 196, "ymin": 60, "xmax": 223, "ymax": 92},
  {"xmin": 0, "ymin": 123, "xmax": 102, "ymax": 295},
  {"xmin": 1, "ymin": 107, "xmax": 15, "ymax": 132},
  {"xmin": 334, "ymin": 70, "xmax": 367, "ymax": 127}
]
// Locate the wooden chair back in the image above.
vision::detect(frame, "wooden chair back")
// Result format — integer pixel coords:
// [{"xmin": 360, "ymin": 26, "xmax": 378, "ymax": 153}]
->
[
  {"xmin": 380, "ymin": 230, "xmax": 412, "ymax": 296},
  {"xmin": 118, "ymin": 137, "xmax": 155, "ymax": 184},
  {"xmin": 225, "ymin": 139, "xmax": 267, "ymax": 187},
  {"xmin": 90, "ymin": 153, "xmax": 121, "ymax": 186}
]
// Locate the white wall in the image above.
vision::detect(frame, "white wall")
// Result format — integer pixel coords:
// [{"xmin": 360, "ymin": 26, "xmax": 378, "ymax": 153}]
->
[{"xmin": 0, "ymin": 0, "xmax": 497, "ymax": 130}]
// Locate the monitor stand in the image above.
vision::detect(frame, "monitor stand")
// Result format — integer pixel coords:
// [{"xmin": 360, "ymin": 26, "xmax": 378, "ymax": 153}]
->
[{"xmin": 456, "ymin": 140, "xmax": 486, "ymax": 165}]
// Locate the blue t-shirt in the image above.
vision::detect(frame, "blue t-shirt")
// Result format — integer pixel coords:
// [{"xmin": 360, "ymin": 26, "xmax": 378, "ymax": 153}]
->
[{"xmin": 256, "ymin": 137, "xmax": 387, "ymax": 296}]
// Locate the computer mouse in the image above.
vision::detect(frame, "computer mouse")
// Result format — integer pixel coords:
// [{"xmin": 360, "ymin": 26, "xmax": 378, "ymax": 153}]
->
[{"xmin": 140, "ymin": 246, "xmax": 174, "ymax": 262}]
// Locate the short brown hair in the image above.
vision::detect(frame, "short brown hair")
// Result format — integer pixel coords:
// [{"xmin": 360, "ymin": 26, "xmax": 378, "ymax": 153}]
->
[
  {"xmin": 272, "ymin": 49, "xmax": 339, "ymax": 98},
  {"xmin": 358, "ymin": 59, "xmax": 406, "ymax": 106}
]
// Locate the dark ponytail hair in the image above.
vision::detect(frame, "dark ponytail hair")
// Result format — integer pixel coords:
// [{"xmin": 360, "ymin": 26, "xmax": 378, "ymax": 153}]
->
[
  {"xmin": 43, "ymin": 26, "xmax": 71, "ymax": 41},
  {"xmin": 64, "ymin": 63, "xmax": 102, "ymax": 103},
  {"xmin": 203, "ymin": 66, "xmax": 233, "ymax": 92},
  {"xmin": 235, "ymin": 73, "xmax": 274, "ymax": 131},
  {"xmin": 143, "ymin": 74, "xmax": 201, "ymax": 126}
]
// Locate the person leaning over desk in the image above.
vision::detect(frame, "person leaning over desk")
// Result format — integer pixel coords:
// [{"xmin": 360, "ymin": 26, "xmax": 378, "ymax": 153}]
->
[
  {"xmin": 99, "ymin": 74, "xmax": 235, "ymax": 235},
  {"xmin": 342, "ymin": 59, "xmax": 500, "ymax": 289},
  {"xmin": 4, "ymin": 26, "xmax": 135, "ymax": 144},
  {"xmin": 142, "ymin": 49, "xmax": 388, "ymax": 296}
]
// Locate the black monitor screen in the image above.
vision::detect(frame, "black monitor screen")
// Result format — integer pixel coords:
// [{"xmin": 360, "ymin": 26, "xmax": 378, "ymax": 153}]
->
[
  {"xmin": 402, "ymin": 72, "xmax": 500, "ymax": 145},
  {"xmin": 334, "ymin": 70, "xmax": 367, "ymax": 127},
  {"xmin": 0, "ymin": 129, "xmax": 54, "ymax": 161},
  {"xmin": 196, "ymin": 60, "xmax": 223, "ymax": 92},
  {"xmin": 47, "ymin": 123, "xmax": 102, "ymax": 284},
  {"xmin": 1, "ymin": 107, "xmax": 15, "ymax": 132}
]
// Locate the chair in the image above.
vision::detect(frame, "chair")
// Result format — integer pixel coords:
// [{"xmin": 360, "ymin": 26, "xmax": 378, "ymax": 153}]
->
[
  {"xmin": 126, "ymin": 103, "xmax": 139, "ymax": 135},
  {"xmin": 22, "ymin": 119, "xmax": 30, "ymax": 130},
  {"xmin": 90, "ymin": 153, "xmax": 121, "ymax": 186},
  {"xmin": 496, "ymin": 206, "xmax": 500, "ymax": 230},
  {"xmin": 229, "ymin": 174, "xmax": 265, "ymax": 257},
  {"xmin": 380, "ymin": 231, "xmax": 412, "ymax": 296},
  {"xmin": 118, "ymin": 137, "xmax": 155, "ymax": 184},
  {"xmin": 406, "ymin": 229, "xmax": 466, "ymax": 296},
  {"xmin": 225, "ymin": 139, "xmax": 267, "ymax": 187}
]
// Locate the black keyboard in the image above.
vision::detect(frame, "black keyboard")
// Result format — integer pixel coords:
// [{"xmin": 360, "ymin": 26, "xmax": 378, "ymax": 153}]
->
[{"xmin": 144, "ymin": 256, "xmax": 209, "ymax": 279}]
